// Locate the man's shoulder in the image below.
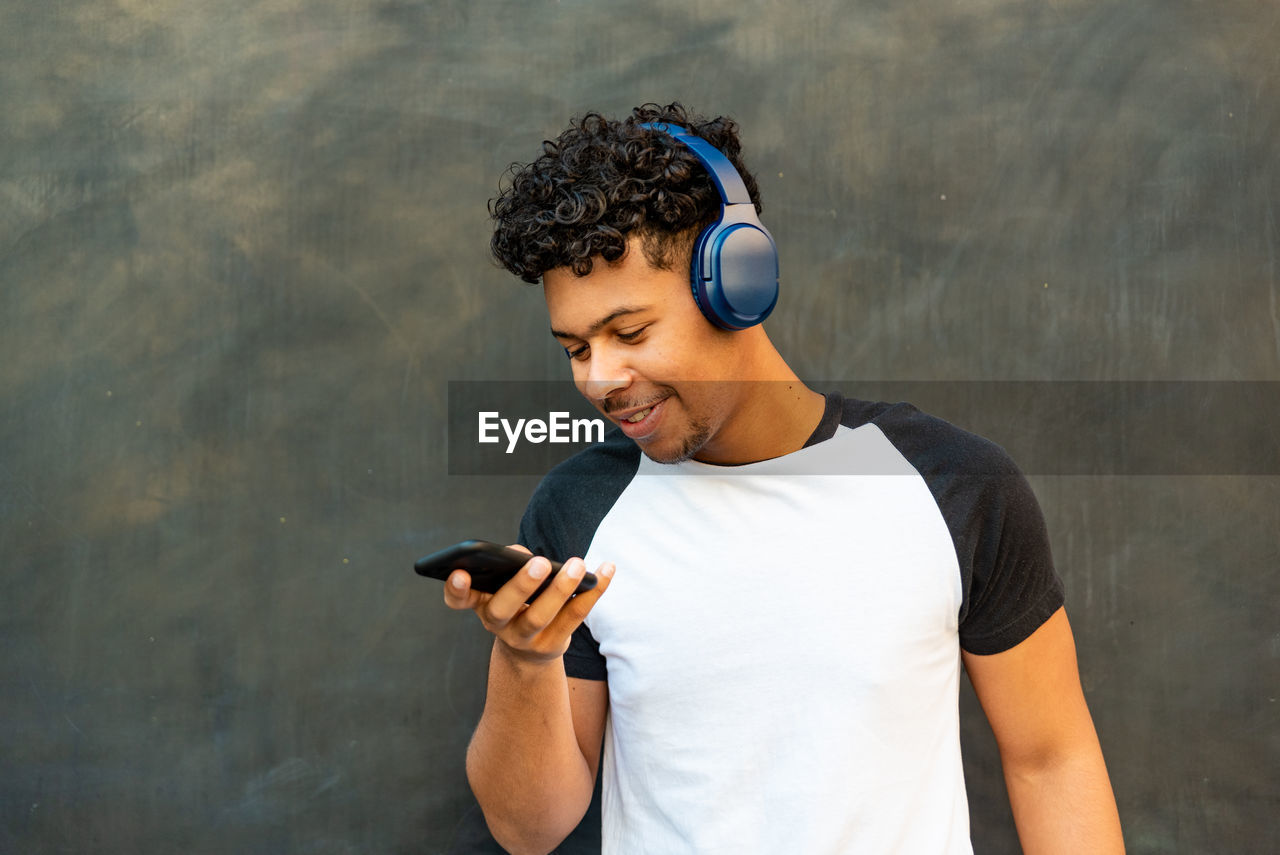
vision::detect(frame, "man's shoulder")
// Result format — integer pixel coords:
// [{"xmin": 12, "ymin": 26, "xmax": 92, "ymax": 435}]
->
[
  {"xmin": 838, "ymin": 395, "xmax": 1023, "ymax": 482},
  {"xmin": 523, "ymin": 427, "xmax": 641, "ymax": 517},
  {"xmin": 537, "ymin": 427, "xmax": 639, "ymax": 488}
]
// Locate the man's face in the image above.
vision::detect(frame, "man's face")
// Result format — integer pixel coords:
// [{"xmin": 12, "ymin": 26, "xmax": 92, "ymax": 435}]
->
[{"xmin": 544, "ymin": 239, "xmax": 745, "ymax": 464}]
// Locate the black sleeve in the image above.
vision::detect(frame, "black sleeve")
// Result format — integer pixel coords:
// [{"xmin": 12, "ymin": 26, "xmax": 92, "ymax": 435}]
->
[
  {"xmin": 563, "ymin": 624, "xmax": 607, "ymax": 681},
  {"xmin": 516, "ymin": 452, "xmax": 626, "ymax": 682},
  {"xmin": 518, "ymin": 501, "xmax": 608, "ymax": 680},
  {"xmin": 955, "ymin": 459, "xmax": 1065, "ymax": 654}
]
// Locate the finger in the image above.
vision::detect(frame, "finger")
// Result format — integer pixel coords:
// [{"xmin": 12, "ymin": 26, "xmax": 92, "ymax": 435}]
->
[
  {"xmin": 506, "ymin": 543, "xmax": 532, "ymax": 555},
  {"xmin": 482, "ymin": 555, "xmax": 555, "ymax": 625},
  {"xmin": 542, "ymin": 561, "xmax": 616, "ymax": 639},
  {"xmin": 442, "ymin": 570, "xmax": 488, "ymax": 611},
  {"xmin": 512, "ymin": 557, "xmax": 591, "ymax": 635}
]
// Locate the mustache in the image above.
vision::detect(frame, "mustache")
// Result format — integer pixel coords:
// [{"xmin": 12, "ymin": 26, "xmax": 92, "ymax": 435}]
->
[{"xmin": 599, "ymin": 389, "xmax": 673, "ymax": 415}]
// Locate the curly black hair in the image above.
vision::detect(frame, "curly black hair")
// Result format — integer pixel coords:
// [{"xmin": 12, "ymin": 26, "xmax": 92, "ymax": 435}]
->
[{"xmin": 489, "ymin": 102, "xmax": 763, "ymax": 283}]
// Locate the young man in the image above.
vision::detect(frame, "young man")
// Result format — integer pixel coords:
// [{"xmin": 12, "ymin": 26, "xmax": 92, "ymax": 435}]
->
[{"xmin": 444, "ymin": 103, "xmax": 1123, "ymax": 854}]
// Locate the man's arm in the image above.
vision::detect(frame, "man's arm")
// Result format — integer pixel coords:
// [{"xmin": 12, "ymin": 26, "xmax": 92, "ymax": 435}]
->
[
  {"xmin": 445, "ymin": 551, "xmax": 613, "ymax": 855},
  {"xmin": 963, "ymin": 606, "xmax": 1124, "ymax": 854}
]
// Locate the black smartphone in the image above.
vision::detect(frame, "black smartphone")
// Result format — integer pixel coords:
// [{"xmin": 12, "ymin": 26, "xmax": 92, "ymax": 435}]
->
[{"xmin": 414, "ymin": 539, "xmax": 597, "ymax": 602}]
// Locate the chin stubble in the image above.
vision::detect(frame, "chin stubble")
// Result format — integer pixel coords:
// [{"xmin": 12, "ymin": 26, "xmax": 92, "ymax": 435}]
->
[{"xmin": 642, "ymin": 414, "xmax": 712, "ymax": 465}]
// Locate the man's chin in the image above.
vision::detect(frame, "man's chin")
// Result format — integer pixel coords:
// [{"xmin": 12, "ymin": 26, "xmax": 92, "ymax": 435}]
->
[
  {"xmin": 634, "ymin": 418, "xmax": 712, "ymax": 465},
  {"xmin": 638, "ymin": 444, "xmax": 692, "ymax": 465}
]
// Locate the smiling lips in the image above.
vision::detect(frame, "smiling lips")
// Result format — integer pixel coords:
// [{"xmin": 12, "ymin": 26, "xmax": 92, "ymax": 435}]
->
[{"xmin": 609, "ymin": 396, "xmax": 668, "ymax": 439}]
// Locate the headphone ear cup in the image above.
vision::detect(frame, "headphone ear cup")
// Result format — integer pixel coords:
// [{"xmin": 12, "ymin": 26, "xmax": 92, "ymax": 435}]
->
[
  {"xmin": 693, "ymin": 221, "xmax": 779, "ymax": 331},
  {"xmin": 689, "ymin": 223, "xmax": 717, "ymax": 321}
]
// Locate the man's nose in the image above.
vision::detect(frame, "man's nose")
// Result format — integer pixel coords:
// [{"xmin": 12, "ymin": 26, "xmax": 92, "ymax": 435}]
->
[{"xmin": 580, "ymin": 347, "xmax": 632, "ymax": 402}]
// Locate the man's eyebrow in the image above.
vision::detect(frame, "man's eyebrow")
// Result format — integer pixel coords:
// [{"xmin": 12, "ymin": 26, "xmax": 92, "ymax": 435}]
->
[{"xmin": 549, "ymin": 306, "xmax": 649, "ymax": 340}]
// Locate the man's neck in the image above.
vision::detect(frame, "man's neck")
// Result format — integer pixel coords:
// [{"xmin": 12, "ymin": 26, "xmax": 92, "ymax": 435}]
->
[{"xmin": 691, "ymin": 335, "xmax": 828, "ymax": 465}]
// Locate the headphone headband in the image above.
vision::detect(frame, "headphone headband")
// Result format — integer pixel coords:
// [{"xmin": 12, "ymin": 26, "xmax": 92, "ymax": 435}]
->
[{"xmin": 639, "ymin": 122, "xmax": 753, "ymax": 205}]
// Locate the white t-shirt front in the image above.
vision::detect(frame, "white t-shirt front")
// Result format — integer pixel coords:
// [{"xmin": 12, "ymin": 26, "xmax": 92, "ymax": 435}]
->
[{"xmin": 518, "ymin": 393, "xmax": 1063, "ymax": 854}]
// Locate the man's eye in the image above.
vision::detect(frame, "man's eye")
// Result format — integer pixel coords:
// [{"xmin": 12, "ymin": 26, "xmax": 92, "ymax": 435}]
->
[
  {"xmin": 565, "ymin": 345, "xmax": 589, "ymax": 360},
  {"xmin": 617, "ymin": 326, "xmax": 648, "ymax": 342}
]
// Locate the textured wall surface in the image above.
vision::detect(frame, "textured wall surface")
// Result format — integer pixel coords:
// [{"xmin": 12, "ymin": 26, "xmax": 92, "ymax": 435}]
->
[{"xmin": 2, "ymin": 1, "xmax": 1277, "ymax": 853}]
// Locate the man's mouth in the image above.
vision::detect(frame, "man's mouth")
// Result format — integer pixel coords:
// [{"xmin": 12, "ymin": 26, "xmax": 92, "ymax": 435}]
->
[{"xmin": 609, "ymin": 396, "xmax": 669, "ymax": 439}]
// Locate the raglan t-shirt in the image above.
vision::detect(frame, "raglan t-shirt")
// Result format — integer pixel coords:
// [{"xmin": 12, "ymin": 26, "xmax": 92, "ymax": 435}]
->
[{"xmin": 517, "ymin": 392, "xmax": 1064, "ymax": 855}]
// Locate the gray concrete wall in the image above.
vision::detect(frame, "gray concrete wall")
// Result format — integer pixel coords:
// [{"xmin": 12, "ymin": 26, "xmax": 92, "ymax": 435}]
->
[{"xmin": 2, "ymin": 1, "xmax": 1277, "ymax": 852}]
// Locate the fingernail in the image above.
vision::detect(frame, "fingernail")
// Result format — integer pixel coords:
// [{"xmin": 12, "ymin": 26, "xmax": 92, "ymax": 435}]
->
[
  {"xmin": 450, "ymin": 573, "xmax": 466, "ymax": 589},
  {"xmin": 528, "ymin": 559, "xmax": 549, "ymax": 580},
  {"xmin": 600, "ymin": 563, "xmax": 615, "ymax": 579},
  {"xmin": 566, "ymin": 561, "xmax": 585, "ymax": 581}
]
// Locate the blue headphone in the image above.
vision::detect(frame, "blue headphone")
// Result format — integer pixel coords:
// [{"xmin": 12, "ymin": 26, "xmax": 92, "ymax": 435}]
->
[{"xmin": 638, "ymin": 122, "xmax": 779, "ymax": 330}]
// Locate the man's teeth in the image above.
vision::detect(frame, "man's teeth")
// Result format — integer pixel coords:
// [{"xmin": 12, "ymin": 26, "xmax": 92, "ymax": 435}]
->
[{"xmin": 624, "ymin": 407, "xmax": 653, "ymax": 423}]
